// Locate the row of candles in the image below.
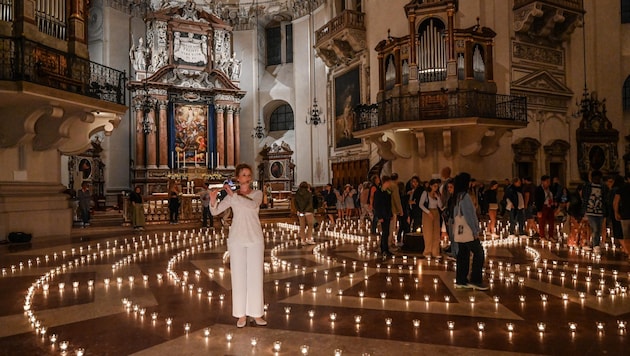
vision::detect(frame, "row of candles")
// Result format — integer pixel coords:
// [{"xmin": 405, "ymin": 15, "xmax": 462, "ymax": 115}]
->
[{"xmin": 12, "ymin": 221, "xmax": 630, "ymax": 355}]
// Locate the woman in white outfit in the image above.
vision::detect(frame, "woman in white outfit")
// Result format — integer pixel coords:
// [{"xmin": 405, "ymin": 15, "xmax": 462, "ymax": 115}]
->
[{"xmin": 209, "ymin": 163, "xmax": 267, "ymax": 328}]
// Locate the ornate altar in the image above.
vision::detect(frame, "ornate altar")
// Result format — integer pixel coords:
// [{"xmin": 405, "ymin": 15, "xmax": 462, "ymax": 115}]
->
[
  {"xmin": 128, "ymin": 0, "xmax": 246, "ymax": 194},
  {"xmin": 575, "ymin": 91, "xmax": 619, "ymax": 181},
  {"xmin": 258, "ymin": 142, "xmax": 295, "ymax": 192},
  {"xmin": 68, "ymin": 135, "xmax": 106, "ymax": 209}
]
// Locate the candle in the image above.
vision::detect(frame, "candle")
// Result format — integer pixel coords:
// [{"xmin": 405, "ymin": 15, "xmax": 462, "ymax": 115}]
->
[{"xmin": 195, "ymin": 150, "xmax": 198, "ymax": 167}]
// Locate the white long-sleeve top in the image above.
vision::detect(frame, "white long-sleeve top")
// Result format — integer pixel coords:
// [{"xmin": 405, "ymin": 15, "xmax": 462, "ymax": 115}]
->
[
  {"xmin": 210, "ymin": 190, "xmax": 263, "ymax": 245},
  {"xmin": 420, "ymin": 190, "xmax": 443, "ymax": 214}
]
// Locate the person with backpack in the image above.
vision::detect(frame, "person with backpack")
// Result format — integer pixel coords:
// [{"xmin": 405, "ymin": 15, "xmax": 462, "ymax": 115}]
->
[
  {"xmin": 452, "ymin": 172, "xmax": 488, "ymax": 290},
  {"xmin": 581, "ymin": 170, "xmax": 605, "ymax": 254}
]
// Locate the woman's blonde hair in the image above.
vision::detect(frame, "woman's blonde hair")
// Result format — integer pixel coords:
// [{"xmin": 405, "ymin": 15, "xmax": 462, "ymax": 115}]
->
[{"xmin": 235, "ymin": 163, "xmax": 252, "ymax": 177}]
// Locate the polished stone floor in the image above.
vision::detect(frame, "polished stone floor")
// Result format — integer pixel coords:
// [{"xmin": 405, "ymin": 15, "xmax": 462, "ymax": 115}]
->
[{"xmin": 0, "ymin": 218, "xmax": 628, "ymax": 356}]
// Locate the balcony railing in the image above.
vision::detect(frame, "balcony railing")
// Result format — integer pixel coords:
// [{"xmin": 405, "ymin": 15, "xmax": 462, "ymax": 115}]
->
[
  {"xmin": 513, "ymin": 0, "xmax": 583, "ymax": 12},
  {"xmin": 315, "ymin": 9, "xmax": 365, "ymax": 45},
  {"xmin": 0, "ymin": 36, "xmax": 126, "ymax": 105},
  {"xmin": 354, "ymin": 91, "xmax": 528, "ymax": 131}
]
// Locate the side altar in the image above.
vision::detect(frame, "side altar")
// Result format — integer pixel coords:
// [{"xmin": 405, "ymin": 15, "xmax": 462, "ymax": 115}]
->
[{"xmin": 128, "ymin": 0, "xmax": 245, "ymax": 195}]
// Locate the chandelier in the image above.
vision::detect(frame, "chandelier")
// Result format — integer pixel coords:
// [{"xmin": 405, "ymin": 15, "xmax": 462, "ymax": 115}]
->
[
  {"xmin": 251, "ymin": 0, "xmax": 266, "ymax": 139},
  {"xmin": 252, "ymin": 117, "xmax": 266, "ymax": 139},
  {"xmin": 306, "ymin": 98, "xmax": 323, "ymax": 126},
  {"xmin": 305, "ymin": 1, "xmax": 325, "ymax": 126}
]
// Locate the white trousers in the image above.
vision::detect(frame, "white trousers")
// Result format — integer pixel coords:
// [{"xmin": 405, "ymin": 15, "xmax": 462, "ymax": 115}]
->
[{"xmin": 228, "ymin": 239, "xmax": 265, "ymax": 318}]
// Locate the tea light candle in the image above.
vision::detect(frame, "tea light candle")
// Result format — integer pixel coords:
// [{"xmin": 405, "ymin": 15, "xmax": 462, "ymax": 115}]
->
[
  {"xmin": 354, "ymin": 315, "xmax": 362, "ymax": 324},
  {"xmin": 413, "ymin": 319, "xmax": 421, "ymax": 328},
  {"xmin": 273, "ymin": 341, "xmax": 282, "ymax": 352},
  {"xmin": 385, "ymin": 317, "xmax": 392, "ymax": 326},
  {"xmin": 300, "ymin": 345, "xmax": 309, "ymax": 355},
  {"xmin": 537, "ymin": 322, "xmax": 546, "ymax": 332},
  {"xmin": 568, "ymin": 322, "xmax": 577, "ymax": 332},
  {"xmin": 329, "ymin": 312, "xmax": 337, "ymax": 321},
  {"xmin": 59, "ymin": 341, "xmax": 69, "ymax": 351},
  {"xmin": 204, "ymin": 327, "xmax": 211, "ymax": 337},
  {"xmin": 477, "ymin": 322, "xmax": 485, "ymax": 331},
  {"xmin": 225, "ymin": 332, "xmax": 233, "ymax": 342},
  {"xmin": 250, "ymin": 337, "xmax": 258, "ymax": 346},
  {"xmin": 308, "ymin": 310, "xmax": 315, "ymax": 318},
  {"xmin": 184, "ymin": 323, "xmax": 191, "ymax": 332},
  {"xmin": 447, "ymin": 321, "xmax": 455, "ymax": 330},
  {"xmin": 506, "ymin": 323, "xmax": 514, "ymax": 332},
  {"xmin": 166, "ymin": 318, "xmax": 173, "ymax": 326}
]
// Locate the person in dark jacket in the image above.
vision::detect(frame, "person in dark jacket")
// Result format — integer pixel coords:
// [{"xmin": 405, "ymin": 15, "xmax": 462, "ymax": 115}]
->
[
  {"xmin": 77, "ymin": 181, "xmax": 92, "ymax": 228},
  {"xmin": 295, "ymin": 181, "xmax": 316, "ymax": 246},
  {"xmin": 374, "ymin": 176, "xmax": 393, "ymax": 260},
  {"xmin": 504, "ymin": 178, "xmax": 525, "ymax": 236},
  {"xmin": 322, "ymin": 184, "xmax": 337, "ymax": 226},
  {"xmin": 408, "ymin": 176, "xmax": 423, "ymax": 232},
  {"xmin": 168, "ymin": 191, "xmax": 180, "ymax": 224}
]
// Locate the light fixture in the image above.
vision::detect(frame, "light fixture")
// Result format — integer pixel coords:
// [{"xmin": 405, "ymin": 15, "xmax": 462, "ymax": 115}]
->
[
  {"xmin": 306, "ymin": 2, "xmax": 325, "ymax": 126},
  {"xmin": 251, "ymin": 1, "xmax": 266, "ymax": 139}
]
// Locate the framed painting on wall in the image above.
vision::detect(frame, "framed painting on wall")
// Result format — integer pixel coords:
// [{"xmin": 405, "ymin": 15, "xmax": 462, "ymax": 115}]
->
[
  {"xmin": 333, "ymin": 66, "xmax": 362, "ymax": 149},
  {"xmin": 173, "ymin": 104, "xmax": 208, "ymax": 165}
]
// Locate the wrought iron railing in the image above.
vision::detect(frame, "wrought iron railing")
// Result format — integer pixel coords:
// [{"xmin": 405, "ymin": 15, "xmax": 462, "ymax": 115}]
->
[
  {"xmin": 513, "ymin": 0, "xmax": 583, "ymax": 12},
  {"xmin": 354, "ymin": 91, "xmax": 528, "ymax": 131},
  {"xmin": 315, "ymin": 9, "xmax": 365, "ymax": 45},
  {"xmin": 0, "ymin": 36, "xmax": 126, "ymax": 105}
]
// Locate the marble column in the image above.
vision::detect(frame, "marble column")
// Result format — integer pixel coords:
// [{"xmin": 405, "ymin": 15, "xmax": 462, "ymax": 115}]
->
[
  {"xmin": 233, "ymin": 107, "xmax": 240, "ymax": 165},
  {"xmin": 146, "ymin": 109, "xmax": 157, "ymax": 169},
  {"xmin": 216, "ymin": 106, "xmax": 225, "ymax": 168},
  {"xmin": 226, "ymin": 107, "xmax": 235, "ymax": 168},
  {"xmin": 135, "ymin": 108, "xmax": 145, "ymax": 168},
  {"xmin": 158, "ymin": 101, "xmax": 169, "ymax": 169}
]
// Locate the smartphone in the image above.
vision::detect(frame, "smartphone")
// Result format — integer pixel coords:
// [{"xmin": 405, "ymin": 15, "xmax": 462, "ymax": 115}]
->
[{"xmin": 225, "ymin": 179, "xmax": 237, "ymax": 190}]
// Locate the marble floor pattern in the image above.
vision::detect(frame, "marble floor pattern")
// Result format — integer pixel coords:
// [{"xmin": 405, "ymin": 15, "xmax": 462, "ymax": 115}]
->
[{"xmin": 0, "ymin": 220, "xmax": 628, "ymax": 356}]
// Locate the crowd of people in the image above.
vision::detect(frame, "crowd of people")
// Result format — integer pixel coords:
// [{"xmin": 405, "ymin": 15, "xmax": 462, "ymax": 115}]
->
[
  {"xmin": 304, "ymin": 167, "xmax": 630, "ymax": 271},
  {"xmin": 120, "ymin": 162, "xmax": 630, "ymax": 327}
]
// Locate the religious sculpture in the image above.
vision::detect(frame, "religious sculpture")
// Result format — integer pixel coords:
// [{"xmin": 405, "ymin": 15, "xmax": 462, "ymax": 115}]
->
[{"xmin": 129, "ymin": 36, "xmax": 150, "ymax": 72}]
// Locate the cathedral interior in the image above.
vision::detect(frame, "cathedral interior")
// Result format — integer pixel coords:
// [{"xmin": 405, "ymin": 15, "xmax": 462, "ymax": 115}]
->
[{"xmin": 1, "ymin": 0, "xmax": 630, "ymax": 354}]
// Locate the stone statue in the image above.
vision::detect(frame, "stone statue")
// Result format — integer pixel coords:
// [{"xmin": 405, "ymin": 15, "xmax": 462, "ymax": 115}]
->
[
  {"xmin": 129, "ymin": 36, "xmax": 150, "ymax": 72},
  {"xmin": 229, "ymin": 53, "xmax": 241, "ymax": 80}
]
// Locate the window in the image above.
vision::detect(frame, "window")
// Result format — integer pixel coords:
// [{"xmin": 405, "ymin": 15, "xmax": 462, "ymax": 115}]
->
[
  {"xmin": 624, "ymin": 75, "xmax": 630, "ymax": 112},
  {"xmin": 266, "ymin": 26, "xmax": 281, "ymax": 66},
  {"xmin": 266, "ymin": 22, "xmax": 293, "ymax": 66},
  {"xmin": 286, "ymin": 24, "xmax": 293, "ymax": 63},
  {"xmin": 623, "ymin": 0, "xmax": 630, "ymax": 23},
  {"xmin": 269, "ymin": 104, "xmax": 294, "ymax": 131}
]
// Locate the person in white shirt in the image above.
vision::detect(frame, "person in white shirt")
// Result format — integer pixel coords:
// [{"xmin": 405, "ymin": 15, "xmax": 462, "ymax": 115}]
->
[{"xmin": 209, "ymin": 163, "xmax": 267, "ymax": 328}]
